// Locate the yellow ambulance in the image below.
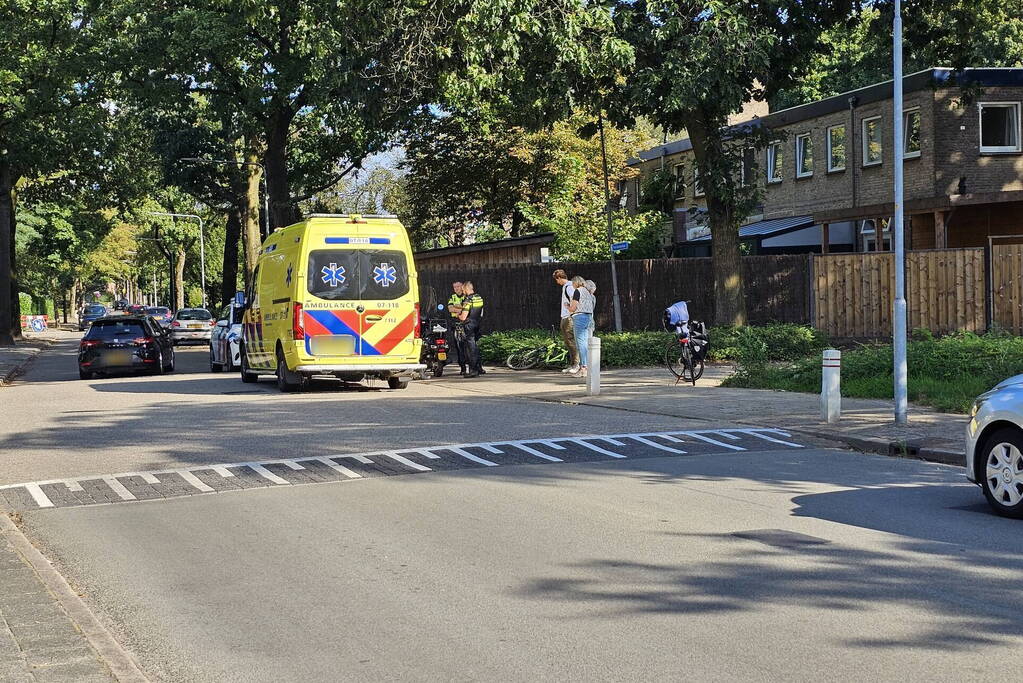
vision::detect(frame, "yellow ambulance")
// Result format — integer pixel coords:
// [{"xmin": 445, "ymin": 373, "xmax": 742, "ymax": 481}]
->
[{"xmin": 240, "ymin": 214, "xmax": 424, "ymax": 391}]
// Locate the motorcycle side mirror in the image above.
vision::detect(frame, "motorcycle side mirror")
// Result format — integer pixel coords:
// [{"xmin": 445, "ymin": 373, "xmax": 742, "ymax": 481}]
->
[{"xmin": 437, "ymin": 304, "xmax": 445, "ymax": 311}]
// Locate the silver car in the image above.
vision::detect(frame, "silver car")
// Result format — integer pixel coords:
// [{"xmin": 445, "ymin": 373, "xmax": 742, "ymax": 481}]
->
[
  {"xmin": 967, "ymin": 374, "xmax": 1023, "ymax": 518},
  {"xmin": 170, "ymin": 308, "xmax": 215, "ymax": 345}
]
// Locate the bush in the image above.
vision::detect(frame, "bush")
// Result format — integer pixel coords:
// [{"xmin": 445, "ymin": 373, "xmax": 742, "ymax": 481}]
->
[
  {"xmin": 722, "ymin": 331, "xmax": 1023, "ymax": 413},
  {"xmin": 478, "ymin": 323, "xmax": 828, "ymax": 368}
]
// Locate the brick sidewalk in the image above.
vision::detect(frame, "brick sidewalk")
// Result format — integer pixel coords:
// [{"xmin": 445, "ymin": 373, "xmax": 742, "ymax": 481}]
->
[
  {"xmin": 460, "ymin": 364, "xmax": 967, "ymax": 465},
  {"xmin": 0, "ymin": 517, "xmax": 115, "ymax": 682}
]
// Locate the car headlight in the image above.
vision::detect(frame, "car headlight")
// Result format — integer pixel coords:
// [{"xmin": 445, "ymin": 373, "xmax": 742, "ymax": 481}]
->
[{"xmin": 970, "ymin": 400, "xmax": 984, "ymax": 418}]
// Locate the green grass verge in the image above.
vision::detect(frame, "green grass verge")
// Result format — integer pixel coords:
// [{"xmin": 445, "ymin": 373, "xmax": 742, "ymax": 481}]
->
[{"xmin": 721, "ymin": 330, "xmax": 1023, "ymax": 413}]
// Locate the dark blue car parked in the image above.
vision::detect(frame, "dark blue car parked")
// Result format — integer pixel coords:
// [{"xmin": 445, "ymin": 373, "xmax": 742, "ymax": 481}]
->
[{"xmin": 78, "ymin": 304, "xmax": 108, "ymax": 331}]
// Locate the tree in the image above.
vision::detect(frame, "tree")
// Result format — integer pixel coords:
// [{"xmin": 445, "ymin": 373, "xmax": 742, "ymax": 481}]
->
[{"xmin": 612, "ymin": 1, "xmax": 852, "ymax": 325}]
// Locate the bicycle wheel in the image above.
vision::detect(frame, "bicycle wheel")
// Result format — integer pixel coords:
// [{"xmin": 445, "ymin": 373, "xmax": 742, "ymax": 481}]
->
[
  {"xmin": 681, "ymin": 344, "xmax": 697, "ymax": 386},
  {"xmin": 506, "ymin": 348, "xmax": 542, "ymax": 370},
  {"xmin": 664, "ymin": 338, "xmax": 687, "ymax": 379}
]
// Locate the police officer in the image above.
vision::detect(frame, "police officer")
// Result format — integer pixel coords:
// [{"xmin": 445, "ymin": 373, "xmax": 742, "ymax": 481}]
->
[
  {"xmin": 458, "ymin": 281, "xmax": 485, "ymax": 378},
  {"xmin": 446, "ymin": 281, "xmax": 466, "ymax": 374}
]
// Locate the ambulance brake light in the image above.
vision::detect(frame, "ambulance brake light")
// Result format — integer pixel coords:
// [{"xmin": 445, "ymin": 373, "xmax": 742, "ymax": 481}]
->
[
  {"xmin": 414, "ymin": 303, "xmax": 421, "ymax": 339},
  {"xmin": 292, "ymin": 303, "xmax": 305, "ymax": 341}
]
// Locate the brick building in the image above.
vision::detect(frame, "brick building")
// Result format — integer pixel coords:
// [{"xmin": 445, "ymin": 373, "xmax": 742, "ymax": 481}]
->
[{"xmin": 627, "ymin": 68, "xmax": 1023, "ymax": 256}]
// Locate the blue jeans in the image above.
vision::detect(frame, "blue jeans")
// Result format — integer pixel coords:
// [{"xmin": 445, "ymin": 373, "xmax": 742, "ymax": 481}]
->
[{"xmin": 572, "ymin": 313, "xmax": 592, "ymax": 367}]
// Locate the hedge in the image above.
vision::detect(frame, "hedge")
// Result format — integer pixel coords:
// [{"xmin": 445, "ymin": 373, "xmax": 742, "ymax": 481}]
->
[{"xmin": 478, "ymin": 323, "xmax": 828, "ymax": 368}]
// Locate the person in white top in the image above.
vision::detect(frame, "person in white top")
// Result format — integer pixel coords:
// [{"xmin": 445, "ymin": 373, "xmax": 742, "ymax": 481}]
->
[{"xmin": 553, "ymin": 269, "xmax": 579, "ymax": 373}]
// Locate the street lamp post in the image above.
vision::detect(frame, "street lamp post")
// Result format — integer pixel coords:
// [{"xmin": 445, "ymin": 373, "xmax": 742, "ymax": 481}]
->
[
  {"xmin": 148, "ymin": 212, "xmax": 207, "ymax": 308},
  {"xmin": 180, "ymin": 157, "xmax": 270, "ymax": 238},
  {"xmin": 892, "ymin": 0, "xmax": 908, "ymax": 424}
]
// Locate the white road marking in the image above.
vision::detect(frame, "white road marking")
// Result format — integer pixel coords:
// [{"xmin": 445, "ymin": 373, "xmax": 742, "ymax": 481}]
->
[
  {"xmin": 413, "ymin": 449, "xmax": 442, "ymax": 459},
  {"xmin": 178, "ymin": 471, "xmax": 215, "ymax": 493},
  {"xmin": 740, "ymin": 429, "xmax": 805, "ymax": 448},
  {"xmin": 103, "ymin": 477, "xmax": 137, "ymax": 501},
  {"xmin": 339, "ymin": 454, "xmax": 374, "ymax": 464},
  {"xmin": 24, "ymin": 483, "xmax": 54, "ymax": 508},
  {"xmin": 683, "ymin": 432, "xmax": 746, "ymax": 451},
  {"xmin": 248, "ymin": 464, "xmax": 290, "ymax": 485},
  {"xmin": 449, "ymin": 447, "xmax": 499, "ymax": 467},
  {"xmin": 314, "ymin": 457, "xmax": 362, "ymax": 479},
  {"xmin": 628, "ymin": 435, "xmax": 688, "ymax": 454},
  {"xmin": 0, "ymin": 429, "xmax": 806, "ymax": 509},
  {"xmin": 381, "ymin": 452, "xmax": 432, "ymax": 472},
  {"xmin": 572, "ymin": 439, "xmax": 627, "ymax": 458},
  {"xmin": 506, "ymin": 442, "xmax": 562, "ymax": 462}
]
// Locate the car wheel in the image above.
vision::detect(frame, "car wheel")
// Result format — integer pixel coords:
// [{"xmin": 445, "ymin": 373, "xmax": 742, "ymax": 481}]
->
[
  {"xmin": 980, "ymin": 427, "xmax": 1023, "ymax": 519},
  {"xmin": 154, "ymin": 351, "xmax": 165, "ymax": 375},
  {"xmin": 387, "ymin": 377, "xmax": 409, "ymax": 390},
  {"xmin": 210, "ymin": 348, "xmax": 223, "ymax": 373},
  {"xmin": 79, "ymin": 369, "xmax": 92, "ymax": 380},
  {"xmin": 166, "ymin": 348, "xmax": 175, "ymax": 372},
  {"xmin": 224, "ymin": 348, "xmax": 235, "ymax": 371},
  {"xmin": 276, "ymin": 348, "xmax": 302, "ymax": 392}
]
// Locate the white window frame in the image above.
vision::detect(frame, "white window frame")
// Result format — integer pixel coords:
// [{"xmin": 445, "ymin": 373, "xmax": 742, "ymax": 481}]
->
[
  {"xmin": 978, "ymin": 102, "xmax": 1022, "ymax": 154},
  {"xmin": 766, "ymin": 141, "xmax": 783, "ymax": 183},
  {"xmin": 826, "ymin": 125, "xmax": 846, "ymax": 172},
  {"xmin": 862, "ymin": 115, "xmax": 882, "ymax": 167},
  {"xmin": 693, "ymin": 166, "xmax": 705, "ymax": 197},
  {"xmin": 903, "ymin": 107, "xmax": 921, "ymax": 159},
  {"xmin": 795, "ymin": 133, "xmax": 813, "ymax": 178}
]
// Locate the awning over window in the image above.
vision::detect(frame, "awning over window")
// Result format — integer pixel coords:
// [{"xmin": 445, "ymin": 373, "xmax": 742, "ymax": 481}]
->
[{"xmin": 687, "ymin": 215, "xmax": 815, "ymax": 242}]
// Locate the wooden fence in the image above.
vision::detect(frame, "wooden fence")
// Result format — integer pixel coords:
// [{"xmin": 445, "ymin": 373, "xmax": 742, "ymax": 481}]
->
[
  {"xmin": 993, "ymin": 244, "xmax": 1023, "ymax": 334},
  {"xmin": 420, "ymin": 247, "xmax": 1023, "ymax": 338},
  {"xmin": 812, "ymin": 249, "xmax": 987, "ymax": 338},
  {"xmin": 418, "ymin": 255, "xmax": 811, "ymax": 332}
]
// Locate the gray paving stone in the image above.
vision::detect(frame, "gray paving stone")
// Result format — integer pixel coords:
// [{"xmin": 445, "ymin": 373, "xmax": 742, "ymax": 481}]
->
[
  {"xmin": 0, "ymin": 661, "xmax": 34, "ymax": 683},
  {"xmin": 29, "ymin": 658, "xmax": 113, "ymax": 682}
]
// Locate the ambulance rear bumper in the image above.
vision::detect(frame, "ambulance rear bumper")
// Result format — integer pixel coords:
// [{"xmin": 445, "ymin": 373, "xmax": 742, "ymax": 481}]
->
[{"xmin": 294, "ymin": 363, "xmax": 426, "ymax": 375}]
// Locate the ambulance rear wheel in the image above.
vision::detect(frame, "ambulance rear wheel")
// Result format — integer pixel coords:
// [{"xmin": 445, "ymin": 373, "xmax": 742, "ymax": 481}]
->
[
  {"xmin": 387, "ymin": 377, "xmax": 409, "ymax": 390},
  {"xmin": 276, "ymin": 348, "xmax": 303, "ymax": 392}
]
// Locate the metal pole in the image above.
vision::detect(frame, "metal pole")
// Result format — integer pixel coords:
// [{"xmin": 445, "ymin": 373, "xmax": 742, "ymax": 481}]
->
[
  {"xmin": 893, "ymin": 0, "xmax": 908, "ymax": 424},
  {"xmin": 597, "ymin": 112, "xmax": 623, "ymax": 333},
  {"xmin": 262, "ymin": 173, "xmax": 271, "ymax": 238},
  {"xmin": 197, "ymin": 216, "xmax": 207, "ymax": 308}
]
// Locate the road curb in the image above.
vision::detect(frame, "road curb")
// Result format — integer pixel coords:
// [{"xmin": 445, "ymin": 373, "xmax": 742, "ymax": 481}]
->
[
  {"xmin": 783, "ymin": 427, "xmax": 965, "ymax": 467},
  {"xmin": 0, "ymin": 339, "xmax": 55, "ymax": 387},
  {"xmin": 1, "ymin": 513, "xmax": 150, "ymax": 682}
]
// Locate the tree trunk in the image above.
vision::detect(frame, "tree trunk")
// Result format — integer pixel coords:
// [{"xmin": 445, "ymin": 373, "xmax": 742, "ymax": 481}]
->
[
  {"xmin": 265, "ymin": 110, "xmax": 298, "ymax": 229},
  {"xmin": 70, "ymin": 280, "xmax": 80, "ymax": 320},
  {"xmin": 0, "ymin": 155, "xmax": 15, "ymax": 346},
  {"xmin": 687, "ymin": 119, "xmax": 747, "ymax": 326},
  {"xmin": 222, "ymin": 203, "xmax": 242, "ymax": 306},
  {"xmin": 242, "ymin": 155, "xmax": 262, "ymax": 284},
  {"xmin": 174, "ymin": 247, "xmax": 186, "ymax": 310}
]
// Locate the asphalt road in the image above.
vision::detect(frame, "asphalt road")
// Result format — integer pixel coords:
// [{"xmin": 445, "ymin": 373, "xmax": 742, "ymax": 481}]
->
[{"xmin": 5, "ymin": 338, "xmax": 1023, "ymax": 680}]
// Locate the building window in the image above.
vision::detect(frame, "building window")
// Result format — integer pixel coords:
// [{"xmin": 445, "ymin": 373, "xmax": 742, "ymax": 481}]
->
[
  {"xmin": 979, "ymin": 102, "xmax": 1021, "ymax": 153},
  {"xmin": 693, "ymin": 167, "xmax": 705, "ymax": 197},
  {"xmin": 673, "ymin": 163, "xmax": 686, "ymax": 199},
  {"xmin": 827, "ymin": 125, "xmax": 846, "ymax": 172},
  {"xmin": 740, "ymin": 147, "xmax": 755, "ymax": 185},
  {"xmin": 766, "ymin": 141, "xmax": 783, "ymax": 183},
  {"xmin": 904, "ymin": 108, "xmax": 921, "ymax": 158},
  {"xmin": 796, "ymin": 133, "xmax": 813, "ymax": 178},
  {"xmin": 862, "ymin": 116, "xmax": 882, "ymax": 166}
]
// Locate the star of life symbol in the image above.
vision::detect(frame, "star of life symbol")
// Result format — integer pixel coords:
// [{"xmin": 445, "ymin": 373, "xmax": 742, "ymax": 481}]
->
[
  {"xmin": 320, "ymin": 262, "xmax": 346, "ymax": 287},
  {"xmin": 285, "ymin": 263, "xmax": 293, "ymax": 286},
  {"xmin": 373, "ymin": 262, "xmax": 397, "ymax": 287}
]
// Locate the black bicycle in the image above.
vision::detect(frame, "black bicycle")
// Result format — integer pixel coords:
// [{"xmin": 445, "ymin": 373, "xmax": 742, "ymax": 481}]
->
[{"xmin": 662, "ymin": 302, "xmax": 707, "ymax": 385}]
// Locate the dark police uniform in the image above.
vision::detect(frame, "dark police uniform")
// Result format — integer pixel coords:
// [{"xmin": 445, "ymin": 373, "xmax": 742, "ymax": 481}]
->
[{"xmin": 459, "ymin": 292, "xmax": 485, "ymax": 377}]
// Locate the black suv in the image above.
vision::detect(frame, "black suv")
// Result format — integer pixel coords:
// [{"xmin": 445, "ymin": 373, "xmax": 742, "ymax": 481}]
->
[{"xmin": 78, "ymin": 316, "xmax": 175, "ymax": 379}]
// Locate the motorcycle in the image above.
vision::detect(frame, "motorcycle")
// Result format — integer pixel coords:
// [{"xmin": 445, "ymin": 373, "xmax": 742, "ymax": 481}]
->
[{"xmin": 420, "ymin": 303, "xmax": 450, "ymax": 377}]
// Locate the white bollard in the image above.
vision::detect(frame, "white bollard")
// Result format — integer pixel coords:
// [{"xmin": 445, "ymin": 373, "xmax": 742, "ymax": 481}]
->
[
  {"xmin": 587, "ymin": 337, "xmax": 601, "ymax": 396},
  {"xmin": 821, "ymin": 349, "xmax": 841, "ymax": 423}
]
